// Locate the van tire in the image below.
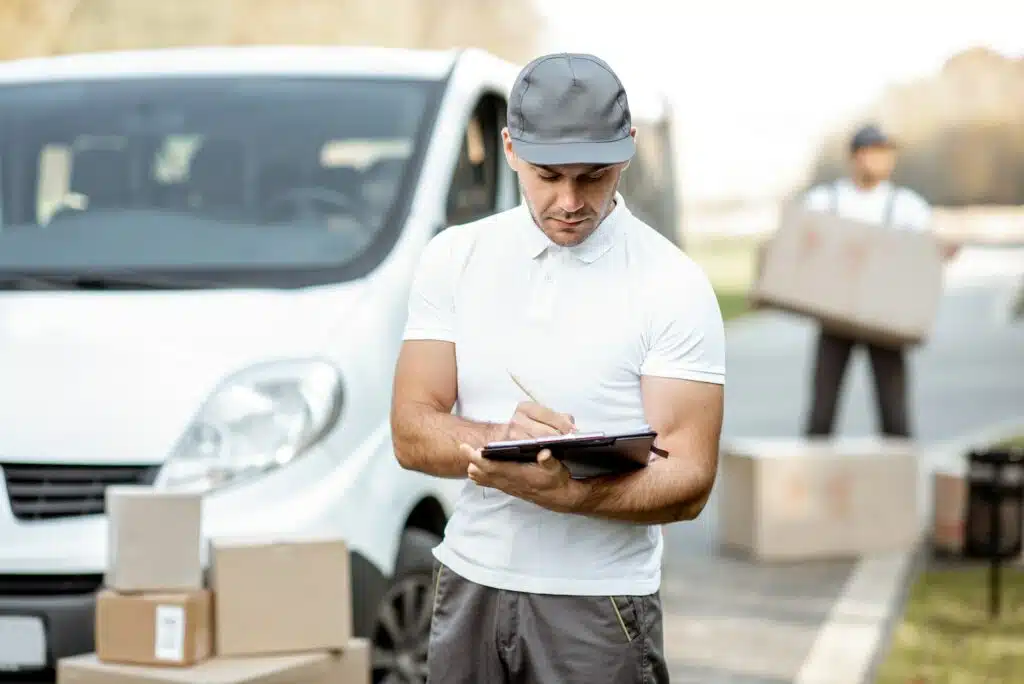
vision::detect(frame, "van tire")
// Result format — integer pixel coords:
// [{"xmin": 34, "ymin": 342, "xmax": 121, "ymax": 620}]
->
[
  {"xmin": 372, "ymin": 528, "xmax": 441, "ymax": 683},
  {"xmin": 395, "ymin": 528, "xmax": 440, "ymax": 576}
]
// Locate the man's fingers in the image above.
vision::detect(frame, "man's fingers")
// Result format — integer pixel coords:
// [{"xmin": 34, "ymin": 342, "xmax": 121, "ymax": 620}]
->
[
  {"xmin": 463, "ymin": 444, "xmax": 486, "ymax": 470},
  {"xmin": 517, "ymin": 402, "xmax": 576, "ymax": 435},
  {"xmin": 508, "ymin": 414, "xmax": 562, "ymax": 440}
]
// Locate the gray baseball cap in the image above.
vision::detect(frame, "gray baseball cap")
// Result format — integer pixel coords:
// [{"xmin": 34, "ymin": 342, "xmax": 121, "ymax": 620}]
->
[
  {"xmin": 508, "ymin": 53, "xmax": 635, "ymax": 166},
  {"xmin": 850, "ymin": 124, "xmax": 896, "ymax": 152}
]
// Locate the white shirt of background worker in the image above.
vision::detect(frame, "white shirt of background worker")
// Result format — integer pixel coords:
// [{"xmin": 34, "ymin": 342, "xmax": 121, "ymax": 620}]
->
[
  {"xmin": 804, "ymin": 128, "xmax": 932, "ymax": 231},
  {"xmin": 391, "ymin": 52, "xmax": 724, "ymax": 683}
]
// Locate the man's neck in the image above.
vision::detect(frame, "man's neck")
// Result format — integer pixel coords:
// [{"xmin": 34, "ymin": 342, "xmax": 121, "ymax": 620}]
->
[{"xmin": 851, "ymin": 175, "xmax": 884, "ymax": 192}]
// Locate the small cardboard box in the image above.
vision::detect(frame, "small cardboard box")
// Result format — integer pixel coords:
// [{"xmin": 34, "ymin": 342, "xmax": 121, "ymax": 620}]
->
[
  {"xmin": 211, "ymin": 537, "xmax": 353, "ymax": 656},
  {"xmin": 718, "ymin": 437, "xmax": 920, "ymax": 561},
  {"xmin": 57, "ymin": 652, "xmax": 333, "ymax": 684},
  {"xmin": 329, "ymin": 638, "xmax": 371, "ymax": 684},
  {"xmin": 106, "ymin": 486, "xmax": 203, "ymax": 592},
  {"xmin": 95, "ymin": 589, "xmax": 212, "ymax": 667},
  {"xmin": 750, "ymin": 206, "xmax": 944, "ymax": 348},
  {"xmin": 932, "ymin": 469, "xmax": 968, "ymax": 555}
]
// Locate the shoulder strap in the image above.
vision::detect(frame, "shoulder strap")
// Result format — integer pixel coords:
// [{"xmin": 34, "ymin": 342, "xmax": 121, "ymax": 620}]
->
[{"xmin": 882, "ymin": 186, "xmax": 897, "ymax": 226}]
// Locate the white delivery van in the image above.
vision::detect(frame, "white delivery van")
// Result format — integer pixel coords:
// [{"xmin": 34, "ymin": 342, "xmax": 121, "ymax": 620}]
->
[{"xmin": 0, "ymin": 45, "xmax": 680, "ymax": 682}]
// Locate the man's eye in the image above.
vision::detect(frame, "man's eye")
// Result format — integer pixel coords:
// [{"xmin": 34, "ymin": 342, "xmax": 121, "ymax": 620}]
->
[{"xmin": 538, "ymin": 174, "xmax": 558, "ymax": 182}]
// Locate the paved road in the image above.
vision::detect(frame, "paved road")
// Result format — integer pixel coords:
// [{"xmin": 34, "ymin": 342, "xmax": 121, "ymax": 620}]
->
[
  {"xmin": 4, "ymin": 248, "xmax": 1022, "ymax": 684},
  {"xmin": 660, "ymin": 245, "xmax": 1024, "ymax": 681}
]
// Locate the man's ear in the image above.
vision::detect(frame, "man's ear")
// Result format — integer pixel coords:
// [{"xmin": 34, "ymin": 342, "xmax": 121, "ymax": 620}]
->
[
  {"xmin": 622, "ymin": 127, "xmax": 638, "ymax": 170},
  {"xmin": 501, "ymin": 127, "xmax": 518, "ymax": 170}
]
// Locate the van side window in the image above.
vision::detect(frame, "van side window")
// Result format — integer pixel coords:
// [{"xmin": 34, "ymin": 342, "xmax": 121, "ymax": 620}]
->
[{"xmin": 445, "ymin": 95, "xmax": 503, "ymax": 227}]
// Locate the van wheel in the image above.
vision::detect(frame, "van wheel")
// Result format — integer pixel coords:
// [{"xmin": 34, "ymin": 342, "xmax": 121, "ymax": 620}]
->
[{"xmin": 371, "ymin": 529, "xmax": 440, "ymax": 684}]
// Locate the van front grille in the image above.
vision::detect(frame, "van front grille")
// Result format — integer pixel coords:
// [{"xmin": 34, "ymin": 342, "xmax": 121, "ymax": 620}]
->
[
  {"xmin": 0, "ymin": 573, "xmax": 103, "ymax": 597},
  {"xmin": 1, "ymin": 463, "xmax": 159, "ymax": 521}
]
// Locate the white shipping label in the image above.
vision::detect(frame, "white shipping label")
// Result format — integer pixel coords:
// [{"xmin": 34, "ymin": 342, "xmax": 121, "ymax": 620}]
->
[{"xmin": 154, "ymin": 605, "xmax": 186, "ymax": 662}]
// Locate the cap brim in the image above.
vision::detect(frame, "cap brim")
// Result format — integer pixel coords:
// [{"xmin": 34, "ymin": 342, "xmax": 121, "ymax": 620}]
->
[
  {"xmin": 511, "ymin": 136, "xmax": 636, "ymax": 166},
  {"xmin": 854, "ymin": 136, "xmax": 899, "ymax": 151}
]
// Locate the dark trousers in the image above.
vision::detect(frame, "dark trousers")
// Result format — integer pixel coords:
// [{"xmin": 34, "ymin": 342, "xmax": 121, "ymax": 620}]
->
[
  {"xmin": 805, "ymin": 329, "xmax": 911, "ymax": 438},
  {"xmin": 427, "ymin": 562, "xmax": 670, "ymax": 683}
]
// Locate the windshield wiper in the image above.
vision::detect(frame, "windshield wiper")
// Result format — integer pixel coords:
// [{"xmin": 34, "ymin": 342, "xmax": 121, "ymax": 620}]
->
[{"xmin": 0, "ymin": 273, "xmax": 220, "ymax": 291}]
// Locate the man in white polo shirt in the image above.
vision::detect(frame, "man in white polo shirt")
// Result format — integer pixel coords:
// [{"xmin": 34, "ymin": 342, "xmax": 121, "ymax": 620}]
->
[
  {"xmin": 390, "ymin": 52, "xmax": 725, "ymax": 683},
  {"xmin": 802, "ymin": 124, "xmax": 934, "ymax": 438}
]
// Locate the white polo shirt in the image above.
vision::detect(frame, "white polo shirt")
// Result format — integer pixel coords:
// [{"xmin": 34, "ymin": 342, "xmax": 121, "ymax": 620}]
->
[
  {"xmin": 804, "ymin": 178, "xmax": 932, "ymax": 231},
  {"xmin": 401, "ymin": 194, "xmax": 725, "ymax": 596}
]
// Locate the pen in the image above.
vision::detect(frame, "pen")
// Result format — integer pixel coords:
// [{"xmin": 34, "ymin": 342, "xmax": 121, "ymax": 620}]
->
[
  {"xmin": 507, "ymin": 370, "xmax": 577, "ymax": 431},
  {"xmin": 507, "ymin": 370, "xmax": 542, "ymax": 404}
]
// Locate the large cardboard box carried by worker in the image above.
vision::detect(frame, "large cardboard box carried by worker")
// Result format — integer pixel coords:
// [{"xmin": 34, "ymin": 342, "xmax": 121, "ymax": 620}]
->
[{"xmin": 749, "ymin": 205, "xmax": 945, "ymax": 348}]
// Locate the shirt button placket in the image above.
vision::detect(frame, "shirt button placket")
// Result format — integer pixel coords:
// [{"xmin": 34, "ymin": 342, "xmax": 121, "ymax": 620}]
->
[{"xmin": 528, "ymin": 249, "xmax": 558, "ymax": 322}]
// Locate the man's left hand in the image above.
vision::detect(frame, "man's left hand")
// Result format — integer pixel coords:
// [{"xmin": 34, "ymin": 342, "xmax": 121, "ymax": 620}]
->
[{"xmin": 462, "ymin": 444, "xmax": 580, "ymax": 513}]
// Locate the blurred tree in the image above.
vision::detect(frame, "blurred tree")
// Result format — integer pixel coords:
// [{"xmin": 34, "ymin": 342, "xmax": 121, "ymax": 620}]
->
[
  {"xmin": 0, "ymin": 0, "xmax": 80, "ymax": 60},
  {"xmin": 0, "ymin": 0, "xmax": 542, "ymax": 65},
  {"xmin": 807, "ymin": 48, "xmax": 1024, "ymax": 206}
]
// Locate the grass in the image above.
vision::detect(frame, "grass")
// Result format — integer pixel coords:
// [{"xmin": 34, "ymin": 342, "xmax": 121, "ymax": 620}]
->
[
  {"xmin": 995, "ymin": 434, "xmax": 1024, "ymax": 449},
  {"xmin": 877, "ymin": 429, "xmax": 1024, "ymax": 683},
  {"xmin": 876, "ymin": 567, "xmax": 1024, "ymax": 683},
  {"xmin": 715, "ymin": 289, "xmax": 751, "ymax": 322},
  {"xmin": 685, "ymin": 234, "xmax": 762, "ymax": 323}
]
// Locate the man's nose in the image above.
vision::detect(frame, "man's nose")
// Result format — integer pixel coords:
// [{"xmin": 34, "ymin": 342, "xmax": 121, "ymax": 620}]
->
[{"xmin": 557, "ymin": 181, "xmax": 584, "ymax": 213}]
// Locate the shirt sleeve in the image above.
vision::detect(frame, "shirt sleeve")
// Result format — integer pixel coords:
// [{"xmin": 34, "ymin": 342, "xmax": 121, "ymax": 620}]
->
[
  {"xmin": 639, "ymin": 262, "xmax": 726, "ymax": 385},
  {"xmin": 895, "ymin": 188, "xmax": 933, "ymax": 232},
  {"xmin": 402, "ymin": 229, "xmax": 461, "ymax": 342}
]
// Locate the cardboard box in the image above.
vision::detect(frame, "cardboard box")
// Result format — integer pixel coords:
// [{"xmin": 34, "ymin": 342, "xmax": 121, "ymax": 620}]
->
[
  {"xmin": 718, "ymin": 437, "xmax": 921, "ymax": 561},
  {"xmin": 211, "ymin": 537, "xmax": 353, "ymax": 656},
  {"xmin": 95, "ymin": 589, "xmax": 212, "ymax": 667},
  {"xmin": 106, "ymin": 486, "xmax": 203, "ymax": 592},
  {"xmin": 749, "ymin": 206, "xmax": 944, "ymax": 348},
  {"xmin": 329, "ymin": 638, "xmax": 371, "ymax": 684},
  {"xmin": 57, "ymin": 652, "xmax": 333, "ymax": 684},
  {"xmin": 932, "ymin": 469, "xmax": 968, "ymax": 555}
]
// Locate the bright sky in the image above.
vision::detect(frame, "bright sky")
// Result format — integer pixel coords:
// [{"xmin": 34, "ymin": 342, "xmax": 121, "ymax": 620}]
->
[{"xmin": 536, "ymin": 0, "xmax": 1024, "ymax": 204}]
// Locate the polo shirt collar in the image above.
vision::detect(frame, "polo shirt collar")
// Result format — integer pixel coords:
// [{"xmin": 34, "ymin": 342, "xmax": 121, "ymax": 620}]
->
[{"xmin": 518, "ymin": 193, "xmax": 627, "ymax": 264}]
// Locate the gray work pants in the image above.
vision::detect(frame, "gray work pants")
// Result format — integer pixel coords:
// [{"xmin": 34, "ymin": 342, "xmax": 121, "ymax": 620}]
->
[
  {"xmin": 805, "ymin": 329, "xmax": 911, "ymax": 438},
  {"xmin": 427, "ymin": 561, "xmax": 670, "ymax": 683}
]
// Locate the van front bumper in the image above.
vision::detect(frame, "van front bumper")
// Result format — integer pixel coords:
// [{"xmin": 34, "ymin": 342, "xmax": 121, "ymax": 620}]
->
[{"xmin": 0, "ymin": 581, "xmax": 97, "ymax": 674}]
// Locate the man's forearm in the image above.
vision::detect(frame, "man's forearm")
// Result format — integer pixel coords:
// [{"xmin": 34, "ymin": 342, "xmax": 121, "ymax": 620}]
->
[
  {"xmin": 567, "ymin": 454, "xmax": 715, "ymax": 525},
  {"xmin": 392, "ymin": 401, "xmax": 505, "ymax": 478}
]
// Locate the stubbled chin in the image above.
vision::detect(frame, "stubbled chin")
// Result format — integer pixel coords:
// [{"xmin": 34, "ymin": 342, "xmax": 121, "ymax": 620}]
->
[{"xmin": 550, "ymin": 231, "xmax": 586, "ymax": 247}]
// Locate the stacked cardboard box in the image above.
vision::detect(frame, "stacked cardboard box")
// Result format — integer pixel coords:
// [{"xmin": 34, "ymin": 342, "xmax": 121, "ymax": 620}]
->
[{"xmin": 58, "ymin": 486, "xmax": 369, "ymax": 684}]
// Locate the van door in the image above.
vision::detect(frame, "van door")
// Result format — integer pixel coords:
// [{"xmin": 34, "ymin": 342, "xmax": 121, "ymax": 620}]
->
[{"xmin": 442, "ymin": 92, "xmax": 515, "ymax": 231}]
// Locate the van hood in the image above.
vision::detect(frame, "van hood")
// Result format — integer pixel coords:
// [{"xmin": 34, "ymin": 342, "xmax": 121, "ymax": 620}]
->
[{"xmin": 0, "ymin": 284, "xmax": 364, "ymax": 465}]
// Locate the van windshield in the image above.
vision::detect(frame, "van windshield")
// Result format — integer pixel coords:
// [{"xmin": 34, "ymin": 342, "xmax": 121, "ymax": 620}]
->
[{"xmin": 0, "ymin": 76, "xmax": 440, "ymax": 289}]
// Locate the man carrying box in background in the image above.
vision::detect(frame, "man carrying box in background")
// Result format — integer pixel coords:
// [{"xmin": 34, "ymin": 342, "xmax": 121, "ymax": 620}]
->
[{"xmin": 802, "ymin": 124, "xmax": 938, "ymax": 438}]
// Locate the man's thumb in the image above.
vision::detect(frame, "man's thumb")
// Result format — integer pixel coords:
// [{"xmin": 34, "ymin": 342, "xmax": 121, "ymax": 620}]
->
[{"xmin": 537, "ymin": 449, "xmax": 559, "ymax": 469}]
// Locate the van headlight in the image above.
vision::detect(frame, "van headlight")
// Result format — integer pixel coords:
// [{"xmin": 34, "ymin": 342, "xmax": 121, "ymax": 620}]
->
[{"xmin": 154, "ymin": 360, "xmax": 343, "ymax": 493}]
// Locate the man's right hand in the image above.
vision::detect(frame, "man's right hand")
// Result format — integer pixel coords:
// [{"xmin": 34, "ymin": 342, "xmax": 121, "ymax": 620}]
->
[{"xmin": 501, "ymin": 401, "xmax": 576, "ymax": 441}]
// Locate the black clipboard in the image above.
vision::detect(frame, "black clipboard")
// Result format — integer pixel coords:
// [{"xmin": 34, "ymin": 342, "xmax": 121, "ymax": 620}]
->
[{"xmin": 481, "ymin": 429, "xmax": 661, "ymax": 479}]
